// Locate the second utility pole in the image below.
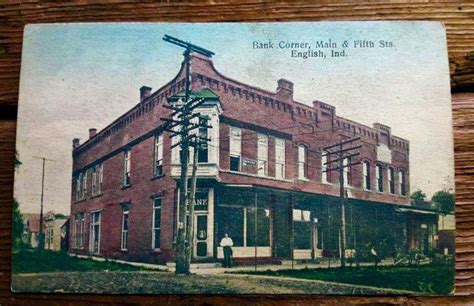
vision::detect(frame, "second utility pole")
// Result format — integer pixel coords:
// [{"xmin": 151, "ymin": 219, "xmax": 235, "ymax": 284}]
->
[
  {"xmin": 337, "ymin": 142, "xmax": 347, "ymax": 268},
  {"xmin": 323, "ymin": 137, "xmax": 361, "ymax": 268},
  {"xmin": 33, "ymin": 155, "xmax": 56, "ymax": 250}
]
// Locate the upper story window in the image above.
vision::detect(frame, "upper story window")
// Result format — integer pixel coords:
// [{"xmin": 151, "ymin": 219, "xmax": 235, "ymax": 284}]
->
[
  {"xmin": 399, "ymin": 169, "xmax": 407, "ymax": 196},
  {"xmin": 198, "ymin": 118, "xmax": 209, "ymax": 163},
  {"xmin": 154, "ymin": 135, "xmax": 164, "ymax": 176},
  {"xmin": 376, "ymin": 164, "xmax": 384, "ymax": 192},
  {"xmin": 343, "ymin": 157, "xmax": 352, "ymax": 186},
  {"xmin": 98, "ymin": 163, "xmax": 103, "ymax": 194},
  {"xmin": 298, "ymin": 145, "xmax": 307, "ymax": 179},
  {"xmin": 321, "ymin": 151, "xmax": 330, "ymax": 184},
  {"xmin": 92, "ymin": 167, "xmax": 97, "ymax": 196},
  {"xmin": 275, "ymin": 138, "xmax": 285, "ymax": 179},
  {"xmin": 257, "ymin": 134, "xmax": 268, "ymax": 176},
  {"xmin": 75, "ymin": 174, "xmax": 82, "ymax": 201},
  {"xmin": 86, "ymin": 163, "xmax": 104, "ymax": 197},
  {"xmin": 82, "ymin": 170, "xmax": 87, "ymax": 198},
  {"xmin": 229, "ymin": 127, "xmax": 241, "ymax": 172},
  {"xmin": 123, "ymin": 149, "xmax": 131, "ymax": 187},
  {"xmin": 388, "ymin": 167, "xmax": 395, "ymax": 194},
  {"xmin": 363, "ymin": 161, "xmax": 371, "ymax": 190}
]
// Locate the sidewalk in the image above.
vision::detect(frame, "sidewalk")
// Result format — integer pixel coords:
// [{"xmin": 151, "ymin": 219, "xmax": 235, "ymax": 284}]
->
[{"xmin": 186, "ymin": 258, "xmax": 397, "ymax": 275}]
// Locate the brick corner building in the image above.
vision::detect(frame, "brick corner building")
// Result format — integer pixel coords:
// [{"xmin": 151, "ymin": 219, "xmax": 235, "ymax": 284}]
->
[{"xmin": 69, "ymin": 52, "xmax": 441, "ymax": 265}]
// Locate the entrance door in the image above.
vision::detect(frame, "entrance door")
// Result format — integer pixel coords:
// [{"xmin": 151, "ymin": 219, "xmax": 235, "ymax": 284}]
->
[
  {"xmin": 194, "ymin": 214, "xmax": 208, "ymax": 258},
  {"xmin": 90, "ymin": 211, "xmax": 101, "ymax": 255}
]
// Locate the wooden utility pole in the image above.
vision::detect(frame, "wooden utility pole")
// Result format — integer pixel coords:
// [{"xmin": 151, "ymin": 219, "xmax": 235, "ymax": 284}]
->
[
  {"xmin": 185, "ymin": 140, "xmax": 199, "ymax": 271},
  {"xmin": 32, "ymin": 155, "xmax": 56, "ymax": 250},
  {"xmin": 161, "ymin": 35, "xmax": 214, "ymax": 275},
  {"xmin": 323, "ymin": 137, "xmax": 361, "ymax": 268}
]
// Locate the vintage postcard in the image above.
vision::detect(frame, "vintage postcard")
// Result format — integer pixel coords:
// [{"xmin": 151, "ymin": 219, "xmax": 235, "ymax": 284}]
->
[{"xmin": 12, "ymin": 22, "xmax": 455, "ymax": 295}]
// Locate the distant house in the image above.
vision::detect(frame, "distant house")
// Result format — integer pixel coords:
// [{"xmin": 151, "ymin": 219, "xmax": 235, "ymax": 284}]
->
[
  {"xmin": 21, "ymin": 212, "xmax": 69, "ymax": 250},
  {"xmin": 44, "ymin": 212, "xmax": 68, "ymax": 251},
  {"xmin": 399, "ymin": 200, "xmax": 455, "ymax": 256},
  {"xmin": 22, "ymin": 214, "xmax": 40, "ymax": 248},
  {"xmin": 60, "ymin": 218, "xmax": 70, "ymax": 251},
  {"xmin": 438, "ymin": 212, "xmax": 455, "ymax": 255}
]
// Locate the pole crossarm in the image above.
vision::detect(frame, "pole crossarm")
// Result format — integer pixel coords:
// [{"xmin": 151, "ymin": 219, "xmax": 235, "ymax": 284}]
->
[
  {"xmin": 32, "ymin": 156, "xmax": 57, "ymax": 162},
  {"xmin": 163, "ymin": 35, "xmax": 215, "ymax": 57},
  {"xmin": 324, "ymin": 145, "xmax": 362, "ymax": 156},
  {"xmin": 163, "ymin": 104, "xmax": 182, "ymax": 112},
  {"xmin": 173, "ymin": 98, "xmax": 205, "ymax": 118},
  {"xmin": 323, "ymin": 161, "xmax": 362, "ymax": 173},
  {"xmin": 323, "ymin": 137, "xmax": 361, "ymax": 151},
  {"xmin": 323, "ymin": 152, "xmax": 361, "ymax": 165}
]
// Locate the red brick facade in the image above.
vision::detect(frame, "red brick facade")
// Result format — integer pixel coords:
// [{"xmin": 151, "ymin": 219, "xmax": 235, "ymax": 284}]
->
[{"xmin": 69, "ymin": 53, "xmax": 411, "ymax": 264}]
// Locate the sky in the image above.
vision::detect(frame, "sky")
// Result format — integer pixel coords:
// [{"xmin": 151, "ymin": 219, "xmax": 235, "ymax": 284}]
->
[{"xmin": 14, "ymin": 22, "xmax": 454, "ymax": 215}]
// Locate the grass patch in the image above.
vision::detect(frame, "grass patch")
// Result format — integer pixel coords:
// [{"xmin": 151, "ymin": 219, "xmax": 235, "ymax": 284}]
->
[
  {"xmin": 235, "ymin": 264, "xmax": 454, "ymax": 295},
  {"xmin": 12, "ymin": 249, "xmax": 148, "ymax": 273}
]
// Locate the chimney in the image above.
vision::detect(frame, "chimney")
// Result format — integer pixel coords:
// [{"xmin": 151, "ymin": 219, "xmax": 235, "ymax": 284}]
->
[
  {"xmin": 140, "ymin": 86, "xmax": 152, "ymax": 102},
  {"xmin": 276, "ymin": 79, "xmax": 293, "ymax": 102},
  {"xmin": 72, "ymin": 138, "xmax": 80, "ymax": 149},
  {"xmin": 89, "ymin": 128, "xmax": 97, "ymax": 139}
]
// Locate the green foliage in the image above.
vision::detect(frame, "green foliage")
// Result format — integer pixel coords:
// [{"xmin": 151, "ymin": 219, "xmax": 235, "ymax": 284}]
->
[
  {"xmin": 432, "ymin": 190, "xmax": 455, "ymax": 213},
  {"xmin": 12, "ymin": 198, "xmax": 24, "ymax": 249},
  {"xmin": 12, "ymin": 249, "xmax": 152, "ymax": 273},
  {"xmin": 240, "ymin": 264, "xmax": 454, "ymax": 294},
  {"xmin": 410, "ymin": 189, "xmax": 427, "ymax": 206},
  {"xmin": 15, "ymin": 150, "xmax": 22, "ymax": 168},
  {"xmin": 13, "ymin": 151, "xmax": 24, "ymax": 249}
]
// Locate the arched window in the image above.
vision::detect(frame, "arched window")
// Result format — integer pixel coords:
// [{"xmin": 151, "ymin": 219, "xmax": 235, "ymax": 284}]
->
[
  {"xmin": 388, "ymin": 167, "xmax": 395, "ymax": 194},
  {"xmin": 343, "ymin": 157, "xmax": 351, "ymax": 186},
  {"xmin": 376, "ymin": 164, "xmax": 384, "ymax": 192},
  {"xmin": 363, "ymin": 161, "xmax": 371, "ymax": 190},
  {"xmin": 321, "ymin": 151, "xmax": 329, "ymax": 183},
  {"xmin": 399, "ymin": 169, "xmax": 406, "ymax": 196}
]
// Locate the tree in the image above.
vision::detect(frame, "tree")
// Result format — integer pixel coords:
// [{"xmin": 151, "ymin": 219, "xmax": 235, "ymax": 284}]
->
[
  {"xmin": 410, "ymin": 190, "xmax": 427, "ymax": 206},
  {"xmin": 432, "ymin": 190, "xmax": 455, "ymax": 213},
  {"xmin": 12, "ymin": 198, "xmax": 24, "ymax": 248},
  {"xmin": 15, "ymin": 150, "xmax": 22, "ymax": 168},
  {"xmin": 13, "ymin": 150, "xmax": 24, "ymax": 248}
]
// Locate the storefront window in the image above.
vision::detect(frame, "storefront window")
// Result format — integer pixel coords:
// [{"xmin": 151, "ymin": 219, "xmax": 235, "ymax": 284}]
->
[
  {"xmin": 217, "ymin": 203, "xmax": 271, "ymax": 248},
  {"xmin": 293, "ymin": 209, "xmax": 312, "ymax": 249},
  {"xmin": 294, "ymin": 221, "xmax": 312, "ymax": 249},
  {"xmin": 246, "ymin": 208, "xmax": 270, "ymax": 246},
  {"xmin": 216, "ymin": 206, "xmax": 244, "ymax": 246}
]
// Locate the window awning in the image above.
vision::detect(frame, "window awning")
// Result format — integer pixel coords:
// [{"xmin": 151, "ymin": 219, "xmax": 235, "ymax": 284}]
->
[{"xmin": 395, "ymin": 207, "xmax": 440, "ymax": 215}]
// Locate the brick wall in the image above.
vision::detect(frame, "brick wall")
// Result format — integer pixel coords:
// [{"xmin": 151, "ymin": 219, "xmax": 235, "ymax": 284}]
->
[{"xmin": 69, "ymin": 52, "xmax": 410, "ymax": 262}]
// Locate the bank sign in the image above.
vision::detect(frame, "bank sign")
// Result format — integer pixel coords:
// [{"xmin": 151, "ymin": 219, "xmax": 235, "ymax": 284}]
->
[{"xmin": 195, "ymin": 190, "xmax": 209, "ymax": 211}]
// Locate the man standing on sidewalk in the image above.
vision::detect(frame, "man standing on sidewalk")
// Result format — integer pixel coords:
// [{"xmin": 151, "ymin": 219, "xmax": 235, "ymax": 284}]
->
[{"xmin": 220, "ymin": 233, "xmax": 234, "ymax": 268}]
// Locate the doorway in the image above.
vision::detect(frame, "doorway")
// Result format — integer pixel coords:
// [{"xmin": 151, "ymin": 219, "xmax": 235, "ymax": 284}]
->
[{"xmin": 194, "ymin": 214, "xmax": 208, "ymax": 258}]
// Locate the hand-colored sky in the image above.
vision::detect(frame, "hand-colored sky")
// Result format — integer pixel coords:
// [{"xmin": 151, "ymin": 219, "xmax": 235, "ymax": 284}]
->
[{"xmin": 14, "ymin": 22, "xmax": 454, "ymax": 214}]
